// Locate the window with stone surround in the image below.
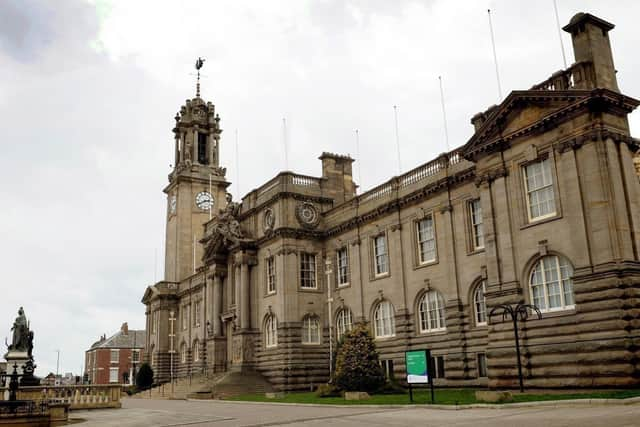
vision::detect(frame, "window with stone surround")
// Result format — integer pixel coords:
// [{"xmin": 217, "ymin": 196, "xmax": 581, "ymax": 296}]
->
[
  {"xmin": 193, "ymin": 340, "xmax": 200, "ymax": 362},
  {"xmin": 266, "ymin": 256, "xmax": 276, "ymax": 294},
  {"xmin": 523, "ymin": 158, "xmax": 556, "ymax": 221},
  {"xmin": 477, "ymin": 353, "xmax": 488, "ymax": 378},
  {"xmin": 469, "ymin": 199, "xmax": 484, "ymax": 250},
  {"xmin": 194, "ymin": 301, "xmax": 201, "ymax": 327},
  {"xmin": 418, "ymin": 290, "xmax": 446, "ymax": 332},
  {"xmin": 373, "ymin": 234, "xmax": 389, "ymax": 276},
  {"xmin": 180, "ymin": 342, "xmax": 187, "ymax": 363},
  {"xmin": 302, "ymin": 315, "xmax": 321, "ymax": 344},
  {"xmin": 300, "ymin": 252, "xmax": 317, "ymax": 289},
  {"xmin": 336, "ymin": 247, "xmax": 349, "ymax": 286},
  {"xmin": 529, "ymin": 255, "xmax": 575, "ymax": 312},
  {"xmin": 336, "ymin": 308, "xmax": 353, "ymax": 340},
  {"xmin": 110, "ymin": 349, "xmax": 119, "ymax": 363},
  {"xmin": 265, "ymin": 315, "xmax": 278, "ymax": 348},
  {"xmin": 182, "ymin": 306, "xmax": 189, "ymax": 330},
  {"xmin": 373, "ymin": 300, "xmax": 395, "ymax": 338},
  {"xmin": 474, "ymin": 280, "xmax": 487, "ymax": 326},
  {"xmin": 132, "ymin": 349, "xmax": 140, "ymax": 363},
  {"xmin": 416, "ymin": 215, "xmax": 437, "ymax": 264}
]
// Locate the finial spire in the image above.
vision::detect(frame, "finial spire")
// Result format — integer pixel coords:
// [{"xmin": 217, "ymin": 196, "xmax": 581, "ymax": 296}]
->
[{"xmin": 195, "ymin": 57, "xmax": 205, "ymax": 97}]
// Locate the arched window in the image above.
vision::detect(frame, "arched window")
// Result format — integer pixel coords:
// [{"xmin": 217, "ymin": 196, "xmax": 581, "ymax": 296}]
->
[
  {"xmin": 302, "ymin": 316, "xmax": 321, "ymax": 344},
  {"xmin": 373, "ymin": 300, "xmax": 395, "ymax": 338},
  {"xmin": 336, "ymin": 309, "xmax": 353, "ymax": 340},
  {"xmin": 474, "ymin": 280, "xmax": 487, "ymax": 326},
  {"xmin": 180, "ymin": 342, "xmax": 187, "ymax": 363},
  {"xmin": 418, "ymin": 290, "xmax": 446, "ymax": 332},
  {"xmin": 265, "ymin": 315, "xmax": 278, "ymax": 348},
  {"xmin": 193, "ymin": 340, "xmax": 200, "ymax": 362},
  {"xmin": 530, "ymin": 255, "xmax": 574, "ymax": 312}
]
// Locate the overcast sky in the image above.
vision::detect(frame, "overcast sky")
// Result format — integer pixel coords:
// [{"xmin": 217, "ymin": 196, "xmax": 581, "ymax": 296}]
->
[{"xmin": 1, "ymin": 0, "xmax": 639, "ymax": 377}]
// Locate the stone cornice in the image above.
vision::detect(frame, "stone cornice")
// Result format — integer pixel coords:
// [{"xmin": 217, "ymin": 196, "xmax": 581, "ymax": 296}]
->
[
  {"xmin": 553, "ymin": 125, "xmax": 640, "ymax": 153},
  {"xmin": 238, "ymin": 192, "xmax": 334, "ymax": 221}
]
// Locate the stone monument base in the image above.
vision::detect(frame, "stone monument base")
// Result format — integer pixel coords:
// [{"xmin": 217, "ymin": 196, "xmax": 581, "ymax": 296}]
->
[{"xmin": 3, "ymin": 350, "xmax": 29, "ymax": 378}]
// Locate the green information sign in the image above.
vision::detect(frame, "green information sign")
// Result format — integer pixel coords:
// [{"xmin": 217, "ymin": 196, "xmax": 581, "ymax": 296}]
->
[{"xmin": 405, "ymin": 349, "xmax": 429, "ymax": 384}]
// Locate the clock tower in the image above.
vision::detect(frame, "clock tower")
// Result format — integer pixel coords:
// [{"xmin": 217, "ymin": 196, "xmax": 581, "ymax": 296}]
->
[{"xmin": 164, "ymin": 91, "xmax": 230, "ymax": 282}]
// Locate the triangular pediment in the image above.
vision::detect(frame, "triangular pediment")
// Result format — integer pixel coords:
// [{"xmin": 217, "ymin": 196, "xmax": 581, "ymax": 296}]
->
[
  {"xmin": 462, "ymin": 90, "xmax": 592, "ymax": 161},
  {"xmin": 141, "ymin": 285, "xmax": 158, "ymax": 304}
]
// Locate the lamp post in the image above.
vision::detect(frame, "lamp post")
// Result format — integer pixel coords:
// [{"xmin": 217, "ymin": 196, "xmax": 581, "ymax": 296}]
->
[
  {"xmin": 489, "ymin": 303, "xmax": 542, "ymax": 393},
  {"xmin": 325, "ymin": 259, "xmax": 334, "ymax": 382},
  {"xmin": 168, "ymin": 310, "xmax": 176, "ymax": 397}
]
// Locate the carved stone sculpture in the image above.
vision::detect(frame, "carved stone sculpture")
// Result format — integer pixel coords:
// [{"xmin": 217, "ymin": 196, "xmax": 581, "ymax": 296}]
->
[{"xmin": 8, "ymin": 307, "xmax": 29, "ymax": 352}]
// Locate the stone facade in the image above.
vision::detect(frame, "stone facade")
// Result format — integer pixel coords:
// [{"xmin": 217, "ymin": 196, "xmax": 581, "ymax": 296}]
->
[{"xmin": 142, "ymin": 13, "xmax": 640, "ymax": 389}]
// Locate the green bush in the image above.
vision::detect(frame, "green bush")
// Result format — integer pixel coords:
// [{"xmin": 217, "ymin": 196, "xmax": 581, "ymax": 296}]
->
[
  {"xmin": 315, "ymin": 383, "xmax": 342, "ymax": 398},
  {"xmin": 376, "ymin": 380, "xmax": 407, "ymax": 395},
  {"xmin": 334, "ymin": 323, "xmax": 385, "ymax": 393},
  {"xmin": 136, "ymin": 363, "xmax": 154, "ymax": 390}
]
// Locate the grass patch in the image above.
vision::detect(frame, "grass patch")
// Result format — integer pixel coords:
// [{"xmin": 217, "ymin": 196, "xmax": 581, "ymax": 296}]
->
[{"xmin": 226, "ymin": 388, "xmax": 640, "ymax": 406}]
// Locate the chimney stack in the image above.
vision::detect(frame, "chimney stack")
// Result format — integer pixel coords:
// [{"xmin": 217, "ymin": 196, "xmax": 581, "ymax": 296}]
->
[
  {"xmin": 319, "ymin": 152, "xmax": 357, "ymax": 204},
  {"xmin": 121, "ymin": 322, "xmax": 129, "ymax": 335}
]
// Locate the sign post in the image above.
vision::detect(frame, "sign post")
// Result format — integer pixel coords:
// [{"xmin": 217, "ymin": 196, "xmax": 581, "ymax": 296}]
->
[{"xmin": 405, "ymin": 349, "xmax": 434, "ymax": 404}]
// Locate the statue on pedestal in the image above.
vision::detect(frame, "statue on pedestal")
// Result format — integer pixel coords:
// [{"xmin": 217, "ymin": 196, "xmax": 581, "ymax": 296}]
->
[{"xmin": 8, "ymin": 307, "xmax": 30, "ymax": 353}]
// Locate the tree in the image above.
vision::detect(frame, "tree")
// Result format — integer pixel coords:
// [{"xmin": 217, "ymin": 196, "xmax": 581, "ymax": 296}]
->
[
  {"xmin": 334, "ymin": 323, "xmax": 385, "ymax": 392},
  {"xmin": 136, "ymin": 363, "xmax": 154, "ymax": 390}
]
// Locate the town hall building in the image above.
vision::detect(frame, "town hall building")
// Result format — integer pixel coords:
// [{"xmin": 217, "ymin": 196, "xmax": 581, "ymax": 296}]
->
[{"xmin": 142, "ymin": 12, "xmax": 640, "ymax": 390}]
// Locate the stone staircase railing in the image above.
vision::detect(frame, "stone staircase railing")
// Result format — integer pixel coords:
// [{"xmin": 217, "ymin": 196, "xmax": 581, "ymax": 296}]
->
[{"xmin": 2, "ymin": 384, "xmax": 122, "ymax": 409}]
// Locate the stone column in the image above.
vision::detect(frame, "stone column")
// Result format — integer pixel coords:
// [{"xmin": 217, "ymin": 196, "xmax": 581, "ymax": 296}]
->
[
  {"xmin": 240, "ymin": 262, "xmax": 250, "ymax": 329},
  {"xmin": 213, "ymin": 273, "xmax": 223, "ymax": 336}
]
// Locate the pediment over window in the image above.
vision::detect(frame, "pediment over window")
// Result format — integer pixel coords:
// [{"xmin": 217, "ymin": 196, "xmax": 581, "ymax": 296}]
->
[{"xmin": 462, "ymin": 88, "xmax": 639, "ymax": 162}]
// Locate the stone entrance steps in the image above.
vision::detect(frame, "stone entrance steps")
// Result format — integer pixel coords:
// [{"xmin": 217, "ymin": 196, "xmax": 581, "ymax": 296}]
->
[
  {"xmin": 132, "ymin": 373, "xmax": 224, "ymax": 400},
  {"xmin": 209, "ymin": 369, "xmax": 274, "ymax": 399}
]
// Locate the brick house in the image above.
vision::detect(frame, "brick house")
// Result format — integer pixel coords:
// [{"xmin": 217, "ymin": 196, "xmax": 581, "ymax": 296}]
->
[{"xmin": 84, "ymin": 323, "xmax": 145, "ymax": 385}]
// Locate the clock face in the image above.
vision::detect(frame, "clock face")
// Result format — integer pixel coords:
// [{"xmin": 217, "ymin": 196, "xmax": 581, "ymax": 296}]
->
[
  {"xmin": 169, "ymin": 196, "xmax": 177, "ymax": 214},
  {"xmin": 195, "ymin": 191, "xmax": 214, "ymax": 211}
]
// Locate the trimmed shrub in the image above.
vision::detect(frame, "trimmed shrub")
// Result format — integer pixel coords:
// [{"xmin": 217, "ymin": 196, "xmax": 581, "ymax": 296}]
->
[
  {"xmin": 315, "ymin": 383, "xmax": 342, "ymax": 398},
  {"xmin": 334, "ymin": 323, "xmax": 385, "ymax": 392},
  {"xmin": 136, "ymin": 363, "xmax": 154, "ymax": 390}
]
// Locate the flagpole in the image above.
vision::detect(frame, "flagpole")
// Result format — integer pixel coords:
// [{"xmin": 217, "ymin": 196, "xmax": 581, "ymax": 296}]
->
[
  {"xmin": 487, "ymin": 9, "xmax": 503, "ymax": 101},
  {"xmin": 438, "ymin": 76, "xmax": 451, "ymax": 151},
  {"xmin": 553, "ymin": 0, "xmax": 567, "ymax": 68},
  {"xmin": 282, "ymin": 118, "xmax": 289, "ymax": 171},
  {"xmin": 235, "ymin": 128, "xmax": 240, "ymax": 197},
  {"xmin": 393, "ymin": 105, "xmax": 401, "ymax": 175}
]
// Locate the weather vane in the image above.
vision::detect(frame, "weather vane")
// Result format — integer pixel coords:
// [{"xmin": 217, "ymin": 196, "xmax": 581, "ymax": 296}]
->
[{"xmin": 195, "ymin": 57, "xmax": 205, "ymax": 97}]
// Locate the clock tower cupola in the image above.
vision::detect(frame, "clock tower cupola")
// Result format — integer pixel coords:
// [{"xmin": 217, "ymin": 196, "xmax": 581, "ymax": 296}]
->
[{"xmin": 164, "ymin": 58, "xmax": 230, "ymax": 282}]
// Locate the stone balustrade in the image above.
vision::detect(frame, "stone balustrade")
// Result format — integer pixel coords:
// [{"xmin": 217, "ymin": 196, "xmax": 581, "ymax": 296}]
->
[{"xmin": 2, "ymin": 384, "xmax": 122, "ymax": 410}]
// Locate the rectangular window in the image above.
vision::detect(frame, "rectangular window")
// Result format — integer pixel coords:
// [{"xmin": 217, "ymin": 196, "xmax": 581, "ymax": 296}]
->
[
  {"xmin": 430, "ymin": 355, "xmax": 446, "ymax": 379},
  {"xmin": 373, "ymin": 235, "xmax": 389, "ymax": 276},
  {"xmin": 336, "ymin": 247, "xmax": 349, "ymax": 286},
  {"xmin": 266, "ymin": 256, "xmax": 276, "ymax": 294},
  {"xmin": 197, "ymin": 132, "xmax": 208, "ymax": 164},
  {"xmin": 417, "ymin": 215, "xmax": 436, "ymax": 264},
  {"xmin": 469, "ymin": 199, "xmax": 484, "ymax": 250},
  {"xmin": 132, "ymin": 350, "xmax": 140, "ymax": 363},
  {"xmin": 477, "ymin": 353, "xmax": 488, "ymax": 378},
  {"xmin": 380, "ymin": 359, "xmax": 395, "ymax": 379},
  {"xmin": 110, "ymin": 349, "xmax": 119, "ymax": 363},
  {"xmin": 109, "ymin": 367, "xmax": 119, "ymax": 383},
  {"xmin": 524, "ymin": 158, "xmax": 556, "ymax": 221},
  {"xmin": 300, "ymin": 253, "xmax": 317, "ymax": 289},
  {"xmin": 152, "ymin": 311, "xmax": 157, "ymax": 334},
  {"xmin": 194, "ymin": 301, "xmax": 201, "ymax": 327},
  {"xmin": 182, "ymin": 306, "xmax": 188, "ymax": 330}
]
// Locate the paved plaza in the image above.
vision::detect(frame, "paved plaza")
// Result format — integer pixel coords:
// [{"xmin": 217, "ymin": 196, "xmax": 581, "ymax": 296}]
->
[{"xmin": 70, "ymin": 398, "xmax": 640, "ymax": 426}]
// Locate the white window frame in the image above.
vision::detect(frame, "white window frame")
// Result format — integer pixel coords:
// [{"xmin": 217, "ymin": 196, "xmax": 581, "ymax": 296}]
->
[
  {"xmin": 469, "ymin": 199, "xmax": 484, "ymax": 250},
  {"xmin": 109, "ymin": 367, "xmax": 119, "ymax": 383},
  {"xmin": 265, "ymin": 315, "xmax": 278, "ymax": 348},
  {"xmin": 300, "ymin": 253, "xmax": 317, "ymax": 289},
  {"xmin": 523, "ymin": 157, "xmax": 556, "ymax": 222},
  {"xmin": 416, "ymin": 215, "xmax": 437, "ymax": 264},
  {"xmin": 373, "ymin": 300, "xmax": 395, "ymax": 338},
  {"xmin": 266, "ymin": 256, "xmax": 276, "ymax": 294},
  {"xmin": 474, "ymin": 280, "xmax": 487, "ymax": 326},
  {"xmin": 336, "ymin": 247, "xmax": 349, "ymax": 286},
  {"xmin": 132, "ymin": 349, "xmax": 140, "ymax": 363},
  {"xmin": 529, "ymin": 255, "xmax": 575, "ymax": 313},
  {"xmin": 336, "ymin": 309, "xmax": 353, "ymax": 340},
  {"xmin": 110, "ymin": 349, "xmax": 119, "ymax": 363},
  {"xmin": 302, "ymin": 316, "xmax": 321, "ymax": 345},
  {"xmin": 418, "ymin": 290, "xmax": 446, "ymax": 333},
  {"xmin": 373, "ymin": 234, "xmax": 389, "ymax": 276}
]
